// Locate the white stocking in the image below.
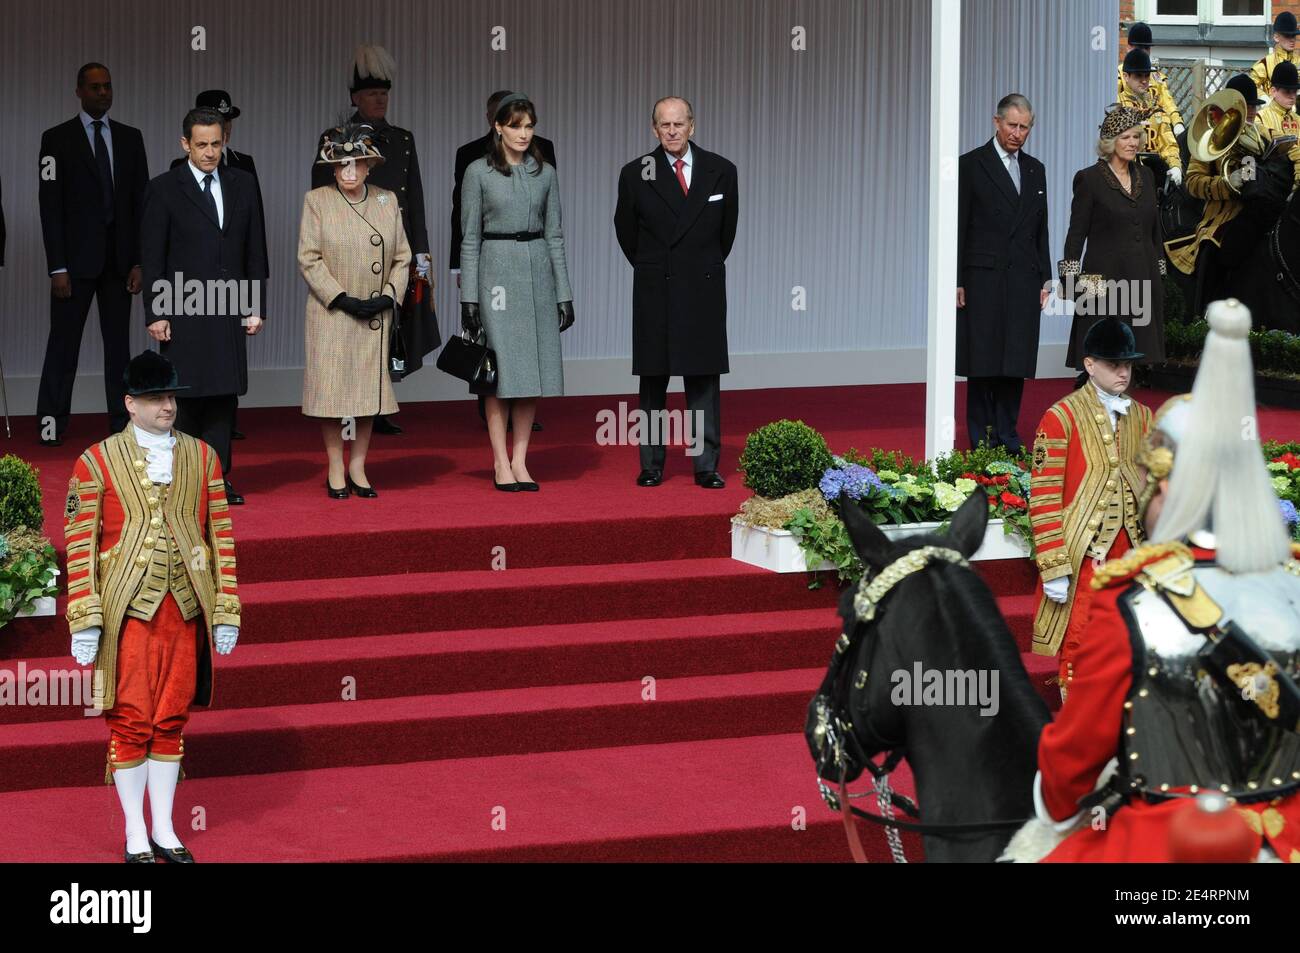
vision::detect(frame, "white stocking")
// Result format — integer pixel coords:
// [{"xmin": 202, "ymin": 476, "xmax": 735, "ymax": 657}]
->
[
  {"xmin": 146, "ymin": 759, "xmax": 184, "ymax": 850},
  {"xmin": 112, "ymin": 763, "xmax": 150, "ymax": 855}
]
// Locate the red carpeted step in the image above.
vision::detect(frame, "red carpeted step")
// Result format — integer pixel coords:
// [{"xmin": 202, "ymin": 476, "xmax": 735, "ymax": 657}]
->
[
  {"xmin": 0, "ymin": 733, "xmax": 920, "ymax": 862},
  {"xmin": 0, "ymin": 609, "xmax": 842, "ymax": 724},
  {"xmin": 0, "ymin": 668, "xmax": 829, "ymax": 792}
]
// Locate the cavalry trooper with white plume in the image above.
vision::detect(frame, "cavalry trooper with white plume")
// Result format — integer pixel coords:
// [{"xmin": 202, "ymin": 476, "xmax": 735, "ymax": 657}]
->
[{"xmin": 1004, "ymin": 299, "xmax": 1300, "ymax": 863}]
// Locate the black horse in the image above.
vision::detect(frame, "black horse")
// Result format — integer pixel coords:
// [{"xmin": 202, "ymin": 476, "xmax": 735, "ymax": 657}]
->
[{"xmin": 806, "ymin": 492, "xmax": 1050, "ymax": 862}]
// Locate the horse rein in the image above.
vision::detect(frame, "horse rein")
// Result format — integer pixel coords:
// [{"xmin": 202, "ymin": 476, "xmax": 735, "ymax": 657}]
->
[{"xmin": 825, "ymin": 545, "xmax": 1034, "ymax": 861}]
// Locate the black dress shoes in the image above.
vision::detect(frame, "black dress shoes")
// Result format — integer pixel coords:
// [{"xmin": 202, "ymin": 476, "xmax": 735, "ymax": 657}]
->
[
  {"xmin": 346, "ymin": 476, "xmax": 378, "ymax": 498},
  {"xmin": 124, "ymin": 842, "xmax": 155, "ymax": 863},
  {"xmin": 373, "ymin": 415, "xmax": 403, "ymax": 435},
  {"xmin": 224, "ymin": 481, "xmax": 245, "ymax": 505},
  {"xmin": 532, "ymin": 421, "xmax": 543, "ymax": 432},
  {"xmin": 326, "ymin": 478, "xmax": 350, "ymax": 499},
  {"xmin": 637, "ymin": 469, "xmax": 664, "ymax": 487},
  {"xmin": 149, "ymin": 839, "xmax": 195, "ymax": 863},
  {"xmin": 494, "ymin": 479, "xmax": 522, "ymax": 492},
  {"xmin": 516, "ymin": 481, "xmax": 539, "ymax": 492},
  {"xmin": 694, "ymin": 471, "xmax": 726, "ymax": 489}
]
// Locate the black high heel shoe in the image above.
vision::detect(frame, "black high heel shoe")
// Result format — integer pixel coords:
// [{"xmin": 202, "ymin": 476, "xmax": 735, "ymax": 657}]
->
[
  {"xmin": 346, "ymin": 475, "xmax": 378, "ymax": 498},
  {"xmin": 494, "ymin": 478, "xmax": 522, "ymax": 492},
  {"xmin": 326, "ymin": 478, "xmax": 350, "ymax": 499}
]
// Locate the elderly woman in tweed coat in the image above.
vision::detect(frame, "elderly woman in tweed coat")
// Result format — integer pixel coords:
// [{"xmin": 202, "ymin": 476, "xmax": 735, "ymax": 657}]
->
[
  {"xmin": 299, "ymin": 124, "xmax": 410, "ymax": 498},
  {"xmin": 460, "ymin": 94, "xmax": 574, "ymax": 492}
]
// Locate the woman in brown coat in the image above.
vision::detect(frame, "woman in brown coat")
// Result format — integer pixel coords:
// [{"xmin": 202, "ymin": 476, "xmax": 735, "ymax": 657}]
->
[
  {"xmin": 1059, "ymin": 107, "xmax": 1166, "ymax": 370},
  {"xmin": 299, "ymin": 124, "xmax": 411, "ymax": 498}
]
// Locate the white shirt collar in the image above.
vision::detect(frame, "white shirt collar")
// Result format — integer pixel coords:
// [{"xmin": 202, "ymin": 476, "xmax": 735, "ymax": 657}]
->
[
  {"xmin": 79, "ymin": 109, "xmax": 110, "ymax": 129},
  {"xmin": 188, "ymin": 160, "xmax": 218, "ymax": 186},
  {"xmin": 991, "ymin": 137, "xmax": 1016, "ymax": 164},
  {"xmin": 665, "ymin": 144, "xmax": 693, "ymax": 168}
]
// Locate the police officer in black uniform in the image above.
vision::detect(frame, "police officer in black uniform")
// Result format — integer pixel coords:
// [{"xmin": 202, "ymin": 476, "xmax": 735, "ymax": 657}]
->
[{"xmin": 311, "ymin": 44, "xmax": 437, "ymax": 436}]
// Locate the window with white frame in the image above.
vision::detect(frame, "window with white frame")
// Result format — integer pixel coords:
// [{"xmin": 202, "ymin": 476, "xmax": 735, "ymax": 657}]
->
[{"xmin": 1137, "ymin": 0, "xmax": 1268, "ymax": 24}]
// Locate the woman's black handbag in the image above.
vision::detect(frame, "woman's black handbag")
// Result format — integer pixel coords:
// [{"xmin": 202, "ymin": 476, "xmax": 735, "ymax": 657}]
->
[
  {"xmin": 436, "ymin": 329, "xmax": 498, "ymax": 395},
  {"xmin": 387, "ymin": 303, "xmax": 409, "ymax": 383}
]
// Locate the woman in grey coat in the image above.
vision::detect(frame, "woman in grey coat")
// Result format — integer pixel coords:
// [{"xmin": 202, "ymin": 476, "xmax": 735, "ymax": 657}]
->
[{"xmin": 460, "ymin": 93, "xmax": 574, "ymax": 492}]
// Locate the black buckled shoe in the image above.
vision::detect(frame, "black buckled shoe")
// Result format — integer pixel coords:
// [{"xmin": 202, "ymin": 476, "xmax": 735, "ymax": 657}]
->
[
  {"xmin": 694, "ymin": 471, "xmax": 726, "ymax": 489},
  {"xmin": 636, "ymin": 469, "xmax": 663, "ymax": 487},
  {"xmin": 124, "ymin": 842, "xmax": 155, "ymax": 863},
  {"xmin": 149, "ymin": 839, "xmax": 195, "ymax": 863}
]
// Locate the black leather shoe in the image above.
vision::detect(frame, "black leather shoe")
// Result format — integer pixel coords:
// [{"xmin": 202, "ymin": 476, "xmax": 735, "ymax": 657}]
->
[
  {"xmin": 346, "ymin": 476, "xmax": 378, "ymax": 498},
  {"xmin": 149, "ymin": 839, "xmax": 195, "ymax": 863},
  {"xmin": 694, "ymin": 471, "xmax": 726, "ymax": 489},
  {"xmin": 326, "ymin": 478, "xmax": 350, "ymax": 499},
  {"xmin": 232, "ymin": 429, "xmax": 246, "ymax": 440},
  {"xmin": 224, "ymin": 481, "xmax": 245, "ymax": 505},
  {"xmin": 494, "ymin": 479, "xmax": 522, "ymax": 492},
  {"xmin": 532, "ymin": 421, "xmax": 543, "ymax": 432},
  {"xmin": 637, "ymin": 469, "xmax": 664, "ymax": 487},
  {"xmin": 373, "ymin": 415, "xmax": 403, "ymax": 435},
  {"xmin": 517, "ymin": 481, "xmax": 539, "ymax": 492},
  {"xmin": 124, "ymin": 842, "xmax": 155, "ymax": 863}
]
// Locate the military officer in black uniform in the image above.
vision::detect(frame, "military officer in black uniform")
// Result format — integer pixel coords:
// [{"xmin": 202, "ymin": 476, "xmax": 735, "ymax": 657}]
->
[
  {"xmin": 172, "ymin": 91, "xmax": 265, "ymax": 442},
  {"xmin": 311, "ymin": 44, "xmax": 437, "ymax": 436}
]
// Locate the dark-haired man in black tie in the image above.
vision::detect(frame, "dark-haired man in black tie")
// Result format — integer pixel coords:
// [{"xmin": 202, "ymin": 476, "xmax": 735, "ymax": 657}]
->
[
  {"xmin": 36, "ymin": 62, "xmax": 149, "ymax": 445},
  {"xmin": 141, "ymin": 108, "xmax": 268, "ymax": 504}
]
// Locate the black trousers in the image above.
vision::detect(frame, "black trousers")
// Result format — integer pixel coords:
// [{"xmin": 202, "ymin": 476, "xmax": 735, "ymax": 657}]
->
[
  {"xmin": 36, "ymin": 270, "xmax": 132, "ymax": 437},
  {"xmin": 637, "ymin": 374, "xmax": 722, "ymax": 472},
  {"xmin": 966, "ymin": 376, "xmax": 1025, "ymax": 453},
  {"xmin": 176, "ymin": 395, "xmax": 237, "ymax": 478}
]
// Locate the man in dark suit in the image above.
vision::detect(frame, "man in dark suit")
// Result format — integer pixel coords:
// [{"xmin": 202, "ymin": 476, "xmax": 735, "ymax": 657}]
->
[
  {"xmin": 36, "ymin": 62, "xmax": 149, "ymax": 445},
  {"xmin": 452, "ymin": 89, "xmax": 557, "ymax": 432},
  {"xmin": 142, "ymin": 108, "xmax": 268, "ymax": 504},
  {"xmin": 171, "ymin": 90, "xmax": 265, "ymax": 442},
  {"xmin": 311, "ymin": 44, "xmax": 436, "ymax": 436},
  {"xmin": 956, "ymin": 93, "xmax": 1051, "ymax": 454},
  {"xmin": 615, "ymin": 96, "xmax": 738, "ymax": 489}
]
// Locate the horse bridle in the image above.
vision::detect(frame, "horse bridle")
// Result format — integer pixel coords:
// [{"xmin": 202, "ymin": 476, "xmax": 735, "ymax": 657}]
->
[
  {"xmin": 1269, "ymin": 191, "xmax": 1300, "ymax": 305},
  {"xmin": 818, "ymin": 545, "xmax": 1035, "ymax": 862}
]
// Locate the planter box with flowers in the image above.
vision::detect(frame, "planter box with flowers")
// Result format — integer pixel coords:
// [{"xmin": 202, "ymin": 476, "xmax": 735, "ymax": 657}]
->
[
  {"xmin": 1265, "ymin": 441, "xmax": 1300, "ymax": 542},
  {"xmin": 0, "ymin": 455, "xmax": 62, "ymax": 629},
  {"xmin": 730, "ymin": 421, "xmax": 1035, "ymax": 586}
]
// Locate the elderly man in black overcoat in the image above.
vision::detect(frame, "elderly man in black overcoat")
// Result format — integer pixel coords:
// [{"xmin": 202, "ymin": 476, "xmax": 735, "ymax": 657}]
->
[
  {"xmin": 615, "ymin": 96, "xmax": 738, "ymax": 489},
  {"xmin": 956, "ymin": 93, "xmax": 1052, "ymax": 453}
]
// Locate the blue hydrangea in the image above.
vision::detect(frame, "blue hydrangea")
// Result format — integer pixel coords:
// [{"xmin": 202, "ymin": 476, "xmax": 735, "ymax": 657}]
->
[
  {"xmin": 1281, "ymin": 499, "xmax": 1299, "ymax": 528},
  {"xmin": 819, "ymin": 463, "xmax": 885, "ymax": 502}
]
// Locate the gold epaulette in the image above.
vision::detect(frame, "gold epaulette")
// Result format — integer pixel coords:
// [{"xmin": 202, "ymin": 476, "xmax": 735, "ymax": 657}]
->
[{"xmin": 1090, "ymin": 541, "xmax": 1194, "ymax": 591}]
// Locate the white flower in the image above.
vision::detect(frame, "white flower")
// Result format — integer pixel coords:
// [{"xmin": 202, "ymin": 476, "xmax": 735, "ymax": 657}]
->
[{"xmin": 933, "ymin": 481, "xmax": 967, "ymax": 513}]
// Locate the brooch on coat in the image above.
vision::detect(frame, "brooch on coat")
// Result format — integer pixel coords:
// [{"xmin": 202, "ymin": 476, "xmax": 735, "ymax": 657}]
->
[{"xmin": 377, "ymin": 194, "xmax": 388, "ymax": 206}]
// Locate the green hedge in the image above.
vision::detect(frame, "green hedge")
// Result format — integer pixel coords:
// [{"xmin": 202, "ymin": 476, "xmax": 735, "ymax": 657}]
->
[{"xmin": 739, "ymin": 420, "xmax": 834, "ymax": 499}]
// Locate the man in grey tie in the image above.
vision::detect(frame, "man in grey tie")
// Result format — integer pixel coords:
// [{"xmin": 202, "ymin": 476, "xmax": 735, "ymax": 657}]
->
[{"xmin": 955, "ymin": 93, "xmax": 1052, "ymax": 453}]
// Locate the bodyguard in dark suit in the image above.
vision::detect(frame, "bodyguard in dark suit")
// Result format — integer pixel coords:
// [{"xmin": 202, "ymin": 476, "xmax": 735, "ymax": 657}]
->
[
  {"xmin": 615, "ymin": 97, "xmax": 738, "ymax": 489},
  {"xmin": 171, "ymin": 90, "xmax": 266, "ymax": 442},
  {"xmin": 36, "ymin": 63, "xmax": 149, "ymax": 444},
  {"xmin": 956, "ymin": 93, "xmax": 1051, "ymax": 454},
  {"xmin": 452, "ymin": 89, "xmax": 556, "ymax": 432},
  {"xmin": 142, "ymin": 108, "xmax": 268, "ymax": 504}
]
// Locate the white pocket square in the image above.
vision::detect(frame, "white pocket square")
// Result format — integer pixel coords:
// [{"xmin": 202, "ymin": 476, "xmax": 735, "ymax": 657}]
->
[{"xmin": 708, "ymin": 193, "xmax": 724, "ymax": 202}]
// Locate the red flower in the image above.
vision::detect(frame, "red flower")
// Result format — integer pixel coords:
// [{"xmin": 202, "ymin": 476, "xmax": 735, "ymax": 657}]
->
[
  {"xmin": 999, "ymin": 491, "xmax": 1027, "ymax": 510},
  {"xmin": 1274, "ymin": 453, "xmax": 1300, "ymax": 471}
]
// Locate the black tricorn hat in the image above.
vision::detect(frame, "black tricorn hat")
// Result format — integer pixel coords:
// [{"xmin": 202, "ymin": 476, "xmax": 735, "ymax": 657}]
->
[
  {"xmin": 195, "ymin": 89, "xmax": 240, "ymax": 119},
  {"xmin": 1276, "ymin": 11, "xmax": 1300, "ymax": 36},
  {"xmin": 1122, "ymin": 48, "xmax": 1153, "ymax": 75},
  {"xmin": 123, "ymin": 350, "xmax": 189, "ymax": 396},
  {"xmin": 1128, "ymin": 22, "xmax": 1153, "ymax": 47},
  {"xmin": 1274, "ymin": 60, "xmax": 1300, "ymax": 91},
  {"xmin": 1083, "ymin": 318, "xmax": 1144, "ymax": 362}
]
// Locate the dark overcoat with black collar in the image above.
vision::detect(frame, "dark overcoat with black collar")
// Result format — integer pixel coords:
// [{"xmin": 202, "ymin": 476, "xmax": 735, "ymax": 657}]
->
[
  {"xmin": 140, "ymin": 162, "xmax": 269, "ymax": 397},
  {"xmin": 614, "ymin": 142, "xmax": 739, "ymax": 376},
  {"xmin": 956, "ymin": 139, "xmax": 1051, "ymax": 378}
]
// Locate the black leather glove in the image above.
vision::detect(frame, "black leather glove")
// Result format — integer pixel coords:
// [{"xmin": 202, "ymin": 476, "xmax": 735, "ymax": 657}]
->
[
  {"xmin": 357, "ymin": 294, "xmax": 395, "ymax": 316},
  {"xmin": 558, "ymin": 300, "xmax": 575, "ymax": 333},
  {"xmin": 461, "ymin": 301, "xmax": 482, "ymax": 336},
  {"xmin": 330, "ymin": 294, "xmax": 369, "ymax": 317}
]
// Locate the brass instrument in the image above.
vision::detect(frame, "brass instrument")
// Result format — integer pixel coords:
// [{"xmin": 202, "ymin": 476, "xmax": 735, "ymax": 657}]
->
[{"xmin": 1188, "ymin": 89, "xmax": 1263, "ymax": 175}]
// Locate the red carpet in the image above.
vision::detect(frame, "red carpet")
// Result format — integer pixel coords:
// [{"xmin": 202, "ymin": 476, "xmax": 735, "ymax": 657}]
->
[{"xmin": 0, "ymin": 380, "xmax": 1294, "ymax": 861}]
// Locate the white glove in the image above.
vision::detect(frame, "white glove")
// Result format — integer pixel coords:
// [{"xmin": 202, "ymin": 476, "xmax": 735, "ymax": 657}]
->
[
  {"xmin": 71, "ymin": 627, "xmax": 101, "ymax": 666},
  {"xmin": 1173, "ymin": 122, "xmax": 1186, "ymax": 138},
  {"xmin": 1227, "ymin": 168, "xmax": 1245, "ymax": 191},
  {"xmin": 214, "ymin": 624, "xmax": 239, "ymax": 655},
  {"xmin": 1043, "ymin": 576, "xmax": 1071, "ymax": 604},
  {"xmin": 415, "ymin": 253, "xmax": 431, "ymax": 280},
  {"xmin": 1166, "ymin": 166, "xmax": 1183, "ymax": 187}
]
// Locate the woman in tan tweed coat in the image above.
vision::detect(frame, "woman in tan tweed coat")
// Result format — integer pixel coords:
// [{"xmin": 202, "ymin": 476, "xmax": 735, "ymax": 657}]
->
[{"xmin": 299, "ymin": 124, "xmax": 410, "ymax": 498}]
